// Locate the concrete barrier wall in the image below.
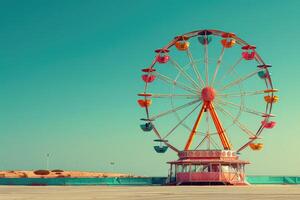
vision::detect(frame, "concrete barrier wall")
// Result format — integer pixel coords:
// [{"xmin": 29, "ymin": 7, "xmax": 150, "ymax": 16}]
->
[
  {"xmin": 0, "ymin": 176, "xmax": 299, "ymax": 185},
  {"xmin": 0, "ymin": 177, "xmax": 155, "ymax": 186},
  {"xmin": 246, "ymin": 176, "xmax": 300, "ymax": 184}
]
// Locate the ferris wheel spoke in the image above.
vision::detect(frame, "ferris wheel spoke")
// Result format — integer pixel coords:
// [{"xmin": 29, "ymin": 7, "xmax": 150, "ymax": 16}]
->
[
  {"xmin": 151, "ymin": 93, "xmax": 199, "ymax": 99},
  {"xmin": 163, "ymin": 102, "xmax": 202, "ymax": 139},
  {"xmin": 216, "ymin": 89, "xmax": 266, "ymax": 98},
  {"xmin": 152, "ymin": 71, "xmax": 199, "ymax": 94},
  {"xmin": 206, "ymin": 111, "xmax": 210, "ymax": 135},
  {"xmin": 205, "ymin": 111, "xmax": 211, "ymax": 149},
  {"xmin": 194, "ymin": 132, "xmax": 220, "ymax": 150},
  {"xmin": 186, "ymin": 48, "xmax": 206, "ymax": 87},
  {"xmin": 215, "ymin": 99, "xmax": 266, "ymax": 117},
  {"xmin": 204, "ymin": 43, "xmax": 209, "ymax": 85},
  {"xmin": 211, "ymin": 47, "xmax": 225, "ymax": 86},
  {"xmin": 194, "ymin": 135, "xmax": 208, "ymax": 150},
  {"xmin": 149, "ymin": 99, "xmax": 200, "ymax": 120},
  {"xmin": 214, "ymin": 105, "xmax": 256, "ymax": 137},
  {"xmin": 209, "ymin": 135, "xmax": 222, "ymax": 150},
  {"xmin": 215, "ymin": 57, "xmax": 243, "ymax": 87},
  {"xmin": 218, "ymin": 68, "xmax": 263, "ymax": 92},
  {"xmin": 169, "ymin": 58, "xmax": 202, "ymax": 90}
]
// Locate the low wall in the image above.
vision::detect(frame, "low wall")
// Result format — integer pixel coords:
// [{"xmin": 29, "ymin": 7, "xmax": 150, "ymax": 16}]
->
[
  {"xmin": 247, "ymin": 176, "xmax": 300, "ymax": 184},
  {"xmin": 0, "ymin": 176, "xmax": 299, "ymax": 185},
  {"xmin": 0, "ymin": 177, "xmax": 155, "ymax": 186}
]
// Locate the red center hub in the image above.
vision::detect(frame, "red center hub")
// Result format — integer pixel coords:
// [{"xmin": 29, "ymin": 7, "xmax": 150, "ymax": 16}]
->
[{"xmin": 201, "ymin": 87, "xmax": 216, "ymax": 102}]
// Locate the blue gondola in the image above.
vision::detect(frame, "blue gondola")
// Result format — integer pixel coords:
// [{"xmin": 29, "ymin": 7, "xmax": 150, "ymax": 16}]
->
[
  {"xmin": 198, "ymin": 36, "xmax": 212, "ymax": 45},
  {"xmin": 154, "ymin": 146, "xmax": 168, "ymax": 153},
  {"xmin": 153, "ymin": 139, "xmax": 168, "ymax": 153},
  {"xmin": 140, "ymin": 123, "xmax": 153, "ymax": 132},
  {"xmin": 258, "ymin": 70, "xmax": 270, "ymax": 79}
]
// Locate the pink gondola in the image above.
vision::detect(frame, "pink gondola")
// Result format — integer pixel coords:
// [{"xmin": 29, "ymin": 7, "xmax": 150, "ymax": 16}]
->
[
  {"xmin": 242, "ymin": 45, "xmax": 256, "ymax": 60},
  {"xmin": 261, "ymin": 120, "xmax": 276, "ymax": 129},
  {"xmin": 242, "ymin": 51, "xmax": 256, "ymax": 60},
  {"xmin": 156, "ymin": 55, "xmax": 170, "ymax": 63},
  {"xmin": 142, "ymin": 74, "xmax": 156, "ymax": 83}
]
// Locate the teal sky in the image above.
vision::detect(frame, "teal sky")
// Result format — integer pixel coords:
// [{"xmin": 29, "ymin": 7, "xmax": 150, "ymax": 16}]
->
[{"xmin": 0, "ymin": 0, "xmax": 299, "ymax": 176}]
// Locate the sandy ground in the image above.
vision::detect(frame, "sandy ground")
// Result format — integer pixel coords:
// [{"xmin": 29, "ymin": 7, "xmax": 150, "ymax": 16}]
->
[{"xmin": 0, "ymin": 185, "xmax": 300, "ymax": 200}]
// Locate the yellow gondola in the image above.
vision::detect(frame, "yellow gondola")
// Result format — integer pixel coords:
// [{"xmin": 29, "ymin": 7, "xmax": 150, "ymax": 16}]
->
[
  {"xmin": 221, "ymin": 39, "xmax": 236, "ymax": 48},
  {"xmin": 249, "ymin": 143, "xmax": 264, "ymax": 150},
  {"xmin": 175, "ymin": 41, "xmax": 190, "ymax": 51},
  {"xmin": 264, "ymin": 95, "xmax": 279, "ymax": 103}
]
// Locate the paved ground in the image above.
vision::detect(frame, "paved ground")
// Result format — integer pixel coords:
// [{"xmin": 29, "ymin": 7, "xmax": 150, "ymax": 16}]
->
[{"xmin": 0, "ymin": 185, "xmax": 300, "ymax": 200}]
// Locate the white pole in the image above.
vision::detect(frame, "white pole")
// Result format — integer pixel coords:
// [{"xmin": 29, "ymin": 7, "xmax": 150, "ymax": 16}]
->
[
  {"xmin": 110, "ymin": 162, "xmax": 115, "ymax": 173},
  {"xmin": 46, "ymin": 153, "xmax": 50, "ymax": 170}
]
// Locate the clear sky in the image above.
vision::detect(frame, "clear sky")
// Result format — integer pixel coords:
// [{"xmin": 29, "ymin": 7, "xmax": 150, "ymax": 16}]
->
[{"xmin": 0, "ymin": 0, "xmax": 299, "ymax": 176}]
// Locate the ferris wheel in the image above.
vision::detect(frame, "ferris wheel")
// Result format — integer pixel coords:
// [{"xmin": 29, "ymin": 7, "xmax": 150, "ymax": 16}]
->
[{"xmin": 138, "ymin": 29, "xmax": 278, "ymax": 154}]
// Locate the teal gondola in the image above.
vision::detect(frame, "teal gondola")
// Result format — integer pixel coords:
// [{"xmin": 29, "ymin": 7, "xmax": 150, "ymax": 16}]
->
[
  {"xmin": 198, "ymin": 36, "xmax": 212, "ymax": 45},
  {"xmin": 153, "ymin": 146, "xmax": 168, "ymax": 153},
  {"xmin": 153, "ymin": 139, "xmax": 168, "ymax": 153},
  {"xmin": 140, "ymin": 123, "xmax": 153, "ymax": 132},
  {"xmin": 258, "ymin": 71, "xmax": 270, "ymax": 79}
]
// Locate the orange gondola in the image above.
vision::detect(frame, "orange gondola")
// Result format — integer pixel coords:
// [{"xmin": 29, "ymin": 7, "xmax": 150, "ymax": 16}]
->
[
  {"xmin": 221, "ymin": 39, "xmax": 236, "ymax": 48},
  {"xmin": 249, "ymin": 143, "xmax": 264, "ymax": 150},
  {"xmin": 175, "ymin": 41, "xmax": 190, "ymax": 51},
  {"xmin": 264, "ymin": 95, "xmax": 279, "ymax": 103},
  {"xmin": 137, "ymin": 99, "xmax": 152, "ymax": 108}
]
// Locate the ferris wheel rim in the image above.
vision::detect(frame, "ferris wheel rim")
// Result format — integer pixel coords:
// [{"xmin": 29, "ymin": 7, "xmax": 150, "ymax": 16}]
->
[{"xmin": 139, "ymin": 29, "xmax": 277, "ymax": 153}]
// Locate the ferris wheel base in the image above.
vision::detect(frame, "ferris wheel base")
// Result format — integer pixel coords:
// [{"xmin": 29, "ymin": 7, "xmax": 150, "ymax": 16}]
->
[
  {"xmin": 166, "ymin": 150, "xmax": 250, "ymax": 186},
  {"xmin": 166, "ymin": 181, "xmax": 249, "ymax": 186}
]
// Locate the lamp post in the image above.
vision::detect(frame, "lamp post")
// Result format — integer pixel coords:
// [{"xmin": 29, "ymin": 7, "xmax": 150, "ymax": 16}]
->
[
  {"xmin": 110, "ymin": 162, "xmax": 115, "ymax": 173},
  {"xmin": 46, "ymin": 153, "xmax": 50, "ymax": 170}
]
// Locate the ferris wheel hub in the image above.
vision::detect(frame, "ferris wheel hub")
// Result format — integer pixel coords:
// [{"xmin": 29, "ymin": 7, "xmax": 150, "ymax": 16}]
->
[{"xmin": 201, "ymin": 87, "xmax": 216, "ymax": 102}]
